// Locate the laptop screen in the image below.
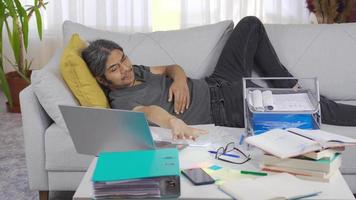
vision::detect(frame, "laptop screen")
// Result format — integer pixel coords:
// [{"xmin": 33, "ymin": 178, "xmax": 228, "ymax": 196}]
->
[{"xmin": 59, "ymin": 105, "xmax": 156, "ymax": 156}]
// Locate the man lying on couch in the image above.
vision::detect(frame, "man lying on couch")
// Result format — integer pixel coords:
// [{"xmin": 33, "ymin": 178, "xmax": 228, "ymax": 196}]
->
[{"xmin": 81, "ymin": 16, "xmax": 356, "ymax": 141}]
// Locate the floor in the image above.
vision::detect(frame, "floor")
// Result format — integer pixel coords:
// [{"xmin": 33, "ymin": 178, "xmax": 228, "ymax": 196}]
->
[{"xmin": 0, "ymin": 92, "xmax": 74, "ymax": 200}]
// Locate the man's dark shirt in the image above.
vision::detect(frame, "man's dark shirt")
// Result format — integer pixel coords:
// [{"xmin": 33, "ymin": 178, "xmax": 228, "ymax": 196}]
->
[{"xmin": 109, "ymin": 65, "xmax": 212, "ymax": 125}]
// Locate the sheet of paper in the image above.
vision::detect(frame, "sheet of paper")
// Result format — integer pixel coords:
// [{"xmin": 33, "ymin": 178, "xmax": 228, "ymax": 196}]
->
[
  {"xmin": 272, "ymin": 93, "xmax": 314, "ymax": 111},
  {"xmin": 219, "ymin": 173, "xmax": 322, "ymax": 200},
  {"xmin": 150, "ymin": 124, "xmax": 239, "ymax": 147},
  {"xmin": 150, "ymin": 124, "xmax": 216, "ymax": 147}
]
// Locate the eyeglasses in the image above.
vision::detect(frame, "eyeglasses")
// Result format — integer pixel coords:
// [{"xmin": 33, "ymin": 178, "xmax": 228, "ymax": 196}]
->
[{"xmin": 215, "ymin": 142, "xmax": 251, "ymax": 164}]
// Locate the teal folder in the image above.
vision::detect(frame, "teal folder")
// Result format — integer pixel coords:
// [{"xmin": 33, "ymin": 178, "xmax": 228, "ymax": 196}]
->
[{"xmin": 92, "ymin": 148, "xmax": 180, "ymax": 182}]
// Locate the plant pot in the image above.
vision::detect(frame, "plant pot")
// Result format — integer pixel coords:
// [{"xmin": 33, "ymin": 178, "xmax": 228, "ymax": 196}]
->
[{"xmin": 5, "ymin": 71, "xmax": 31, "ymax": 113}]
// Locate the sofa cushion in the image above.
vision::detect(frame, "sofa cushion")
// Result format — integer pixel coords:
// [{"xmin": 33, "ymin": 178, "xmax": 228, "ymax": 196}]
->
[
  {"xmin": 265, "ymin": 23, "xmax": 356, "ymax": 101},
  {"xmin": 60, "ymin": 34, "xmax": 109, "ymax": 108},
  {"xmin": 63, "ymin": 20, "xmax": 234, "ymax": 79},
  {"xmin": 31, "ymin": 49, "xmax": 79, "ymax": 132},
  {"xmin": 45, "ymin": 123, "xmax": 93, "ymax": 171}
]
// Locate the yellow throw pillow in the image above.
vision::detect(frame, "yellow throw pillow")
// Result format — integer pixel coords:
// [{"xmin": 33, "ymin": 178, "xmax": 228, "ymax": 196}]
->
[{"xmin": 60, "ymin": 34, "xmax": 109, "ymax": 108}]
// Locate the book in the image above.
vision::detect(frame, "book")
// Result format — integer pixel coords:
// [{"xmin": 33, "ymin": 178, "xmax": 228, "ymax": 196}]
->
[
  {"xmin": 303, "ymin": 147, "xmax": 344, "ymax": 160},
  {"xmin": 260, "ymin": 164, "xmax": 337, "ymax": 182},
  {"xmin": 262, "ymin": 153, "xmax": 341, "ymax": 173},
  {"xmin": 245, "ymin": 128, "xmax": 356, "ymax": 159},
  {"xmin": 219, "ymin": 173, "xmax": 321, "ymax": 200}
]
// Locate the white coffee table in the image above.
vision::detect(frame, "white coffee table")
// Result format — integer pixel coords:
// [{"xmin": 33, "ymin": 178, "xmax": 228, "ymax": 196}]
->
[{"xmin": 73, "ymin": 127, "xmax": 355, "ymax": 200}]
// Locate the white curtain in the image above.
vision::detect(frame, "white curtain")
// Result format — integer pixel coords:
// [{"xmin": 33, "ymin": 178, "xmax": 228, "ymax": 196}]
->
[
  {"xmin": 181, "ymin": 0, "xmax": 311, "ymax": 28},
  {"xmin": 3, "ymin": 0, "xmax": 151, "ymax": 72},
  {"xmin": 3, "ymin": 0, "xmax": 311, "ymax": 72}
]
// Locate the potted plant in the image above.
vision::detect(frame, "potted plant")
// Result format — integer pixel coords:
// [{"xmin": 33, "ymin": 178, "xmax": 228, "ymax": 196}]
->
[
  {"xmin": 306, "ymin": 0, "xmax": 355, "ymax": 23},
  {"xmin": 0, "ymin": 0, "xmax": 47, "ymax": 113}
]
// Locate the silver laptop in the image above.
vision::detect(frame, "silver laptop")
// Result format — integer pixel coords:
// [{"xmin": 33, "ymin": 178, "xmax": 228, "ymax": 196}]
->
[{"xmin": 59, "ymin": 105, "xmax": 169, "ymax": 156}]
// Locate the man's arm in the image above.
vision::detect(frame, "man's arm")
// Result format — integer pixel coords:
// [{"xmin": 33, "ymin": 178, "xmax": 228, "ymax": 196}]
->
[
  {"xmin": 133, "ymin": 105, "xmax": 207, "ymax": 140},
  {"xmin": 150, "ymin": 64, "xmax": 186, "ymax": 81},
  {"xmin": 149, "ymin": 65, "xmax": 190, "ymax": 114}
]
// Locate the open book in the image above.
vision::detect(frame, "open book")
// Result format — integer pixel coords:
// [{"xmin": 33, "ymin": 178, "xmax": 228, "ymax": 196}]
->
[
  {"xmin": 248, "ymin": 90, "xmax": 315, "ymax": 112},
  {"xmin": 245, "ymin": 128, "xmax": 356, "ymax": 159},
  {"xmin": 219, "ymin": 173, "xmax": 321, "ymax": 200}
]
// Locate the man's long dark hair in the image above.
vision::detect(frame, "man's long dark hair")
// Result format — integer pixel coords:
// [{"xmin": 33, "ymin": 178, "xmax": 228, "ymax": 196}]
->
[
  {"xmin": 82, "ymin": 39, "xmax": 123, "ymax": 78},
  {"xmin": 81, "ymin": 39, "xmax": 123, "ymax": 93}
]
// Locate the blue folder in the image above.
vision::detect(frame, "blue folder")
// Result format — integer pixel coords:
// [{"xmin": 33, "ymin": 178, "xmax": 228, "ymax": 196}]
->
[
  {"xmin": 92, "ymin": 148, "xmax": 180, "ymax": 182},
  {"xmin": 252, "ymin": 113, "xmax": 318, "ymax": 135}
]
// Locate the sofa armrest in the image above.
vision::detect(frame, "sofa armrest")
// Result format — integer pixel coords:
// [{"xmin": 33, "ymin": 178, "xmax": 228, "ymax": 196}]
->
[{"xmin": 20, "ymin": 85, "xmax": 52, "ymax": 190}]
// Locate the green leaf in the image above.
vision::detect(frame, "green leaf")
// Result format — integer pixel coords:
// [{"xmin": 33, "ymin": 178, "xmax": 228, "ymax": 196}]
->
[
  {"xmin": 4, "ymin": 0, "xmax": 17, "ymax": 17},
  {"xmin": 0, "ymin": 1, "xmax": 5, "ymax": 19},
  {"xmin": 11, "ymin": 18, "xmax": 21, "ymax": 65},
  {"xmin": 27, "ymin": 59, "xmax": 33, "ymax": 72},
  {"xmin": 25, "ymin": 5, "xmax": 34, "ymax": 12},
  {"xmin": 34, "ymin": 6, "xmax": 42, "ymax": 40},
  {"xmin": 4, "ymin": 0, "xmax": 17, "ymax": 51},
  {"xmin": 4, "ymin": 19, "xmax": 13, "ymax": 48},
  {"xmin": 13, "ymin": 0, "xmax": 25, "ymax": 19},
  {"xmin": 0, "ymin": 66, "xmax": 13, "ymax": 108},
  {"xmin": 22, "ymin": 14, "xmax": 29, "ymax": 50},
  {"xmin": 14, "ymin": 0, "xmax": 29, "ymax": 50},
  {"xmin": 43, "ymin": 2, "xmax": 49, "ymax": 9},
  {"xmin": 0, "ymin": 1, "xmax": 5, "ymax": 69}
]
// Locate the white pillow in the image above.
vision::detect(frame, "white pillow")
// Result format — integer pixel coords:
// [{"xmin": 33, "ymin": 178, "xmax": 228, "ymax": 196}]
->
[
  {"xmin": 31, "ymin": 49, "xmax": 79, "ymax": 132},
  {"xmin": 63, "ymin": 20, "xmax": 234, "ymax": 79}
]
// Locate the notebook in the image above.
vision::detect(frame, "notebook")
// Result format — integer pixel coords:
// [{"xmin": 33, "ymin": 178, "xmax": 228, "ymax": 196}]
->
[{"xmin": 219, "ymin": 173, "xmax": 321, "ymax": 200}]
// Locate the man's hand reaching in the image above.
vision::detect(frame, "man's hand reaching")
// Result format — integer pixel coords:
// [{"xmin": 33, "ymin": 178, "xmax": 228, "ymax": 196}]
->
[
  {"xmin": 169, "ymin": 118, "xmax": 208, "ymax": 140},
  {"xmin": 168, "ymin": 78, "xmax": 190, "ymax": 114}
]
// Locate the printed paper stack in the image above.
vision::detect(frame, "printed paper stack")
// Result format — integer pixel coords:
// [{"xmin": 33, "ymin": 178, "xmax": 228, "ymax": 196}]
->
[
  {"xmin": 93, "ymin": 178, "xmax": 162, "ymax": 199},
  {"xmin": 245, "ymin": 128, "xmax": 356, "ymax": 182}
]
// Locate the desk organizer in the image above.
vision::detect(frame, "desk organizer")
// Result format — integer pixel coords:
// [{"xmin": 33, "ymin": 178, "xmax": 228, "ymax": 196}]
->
[{"xmin": 242, "ymin": 77, "xmax": 321, "ymax": 137}]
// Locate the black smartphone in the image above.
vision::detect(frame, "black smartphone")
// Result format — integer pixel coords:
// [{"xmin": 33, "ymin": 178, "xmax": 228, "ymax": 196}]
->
[{"xmin": 181, "ymin": 168, "xmax": 215, "ymax": 185}]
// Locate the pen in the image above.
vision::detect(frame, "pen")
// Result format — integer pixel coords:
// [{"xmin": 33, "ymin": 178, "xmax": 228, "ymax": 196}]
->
[
  {"xmin": 208, "ymin": 150, "xmax": 240, "ymax": 158},
  {"xmin": 240, "ymin": 170, "xmax": 268, "ymax": 176}
]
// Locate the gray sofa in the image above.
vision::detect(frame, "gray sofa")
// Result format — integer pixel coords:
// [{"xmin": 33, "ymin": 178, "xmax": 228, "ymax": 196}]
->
[{"xmin": 20, "ymin": 20, "xmax": 356, "ymax": 199}]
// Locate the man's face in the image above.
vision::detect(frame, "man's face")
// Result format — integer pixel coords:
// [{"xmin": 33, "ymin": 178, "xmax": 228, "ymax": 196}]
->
[{"xmin": 102, "ymin": 49, "xmax": 134, "ymax": 89}]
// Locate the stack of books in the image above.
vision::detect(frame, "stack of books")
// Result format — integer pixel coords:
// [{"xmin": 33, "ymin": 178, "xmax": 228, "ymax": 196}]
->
[
  {"xmin": 245, "ymin": 128, "xmax": 356, "ymax": 182},
  {"xmin": 92, "ymin": 148, "xmax": 181, "ymax": 199},
  {"xmin": 260, "ymin": 148, "xmax": 343, "ymax": 182}
]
